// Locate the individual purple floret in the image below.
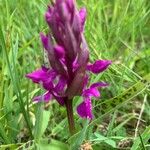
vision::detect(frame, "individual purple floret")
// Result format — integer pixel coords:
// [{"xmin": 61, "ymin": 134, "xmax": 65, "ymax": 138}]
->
[{"xmin": 26, "ymin": 0, "xmax": 111, "ymax": 120}]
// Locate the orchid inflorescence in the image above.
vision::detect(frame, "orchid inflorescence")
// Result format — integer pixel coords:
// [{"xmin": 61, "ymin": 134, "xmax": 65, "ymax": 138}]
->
[{"xmin": 26, "ymin": 0, "xmax": 111, "ymax": 133}]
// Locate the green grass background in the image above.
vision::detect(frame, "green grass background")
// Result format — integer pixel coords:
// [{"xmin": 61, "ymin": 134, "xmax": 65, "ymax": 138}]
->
[{"xmin": 0, "ymin": 0, "xmax": 150, "ymax": 149}]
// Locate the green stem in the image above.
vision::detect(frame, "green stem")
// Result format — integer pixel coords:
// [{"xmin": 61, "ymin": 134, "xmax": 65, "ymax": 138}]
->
[{"xmin": 65, "ymin": 98, "xmax": 75, "ymax": 135}]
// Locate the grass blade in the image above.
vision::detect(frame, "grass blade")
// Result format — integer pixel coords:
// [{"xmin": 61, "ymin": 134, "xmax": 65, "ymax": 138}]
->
[
  {"xmin": 0, "ymin": 27, "xmax": 33, "ymax": 138},
  {"xmin": 91, "ymin": 73, "xmax": 150, "ymax": 126}
]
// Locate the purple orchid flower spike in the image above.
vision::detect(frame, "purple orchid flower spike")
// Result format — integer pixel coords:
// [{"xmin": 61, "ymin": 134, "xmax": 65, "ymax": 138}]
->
[{"xmin": 26, "ymin": 0, "xmax": 111, "ymax": 134}]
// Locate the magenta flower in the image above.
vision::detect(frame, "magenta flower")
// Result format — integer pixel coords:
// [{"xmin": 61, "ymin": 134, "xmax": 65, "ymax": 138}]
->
[{"xmin": 26, "ymin": 0, "xmax": 111, "ymax": 127}]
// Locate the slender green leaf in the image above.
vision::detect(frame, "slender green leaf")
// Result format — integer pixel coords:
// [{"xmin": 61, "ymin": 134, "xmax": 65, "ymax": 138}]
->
[
  {"xmin": 131, "ymin": 126, "xmax": 150, "ymax": 150},
  {"xmin": 0, "ymin": 122, "xmax": 10, "ymax": 144}
]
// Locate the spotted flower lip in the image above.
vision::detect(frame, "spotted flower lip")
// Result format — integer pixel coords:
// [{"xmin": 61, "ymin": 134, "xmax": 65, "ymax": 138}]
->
[{"xmin": 26, "ymin": 0, "xmax": 111, "ymax": 119}]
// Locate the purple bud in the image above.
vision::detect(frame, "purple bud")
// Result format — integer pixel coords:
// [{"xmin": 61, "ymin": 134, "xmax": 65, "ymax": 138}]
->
[
  {"xmin": 40, "ymin": 33, "xmax": 53, "ymax": 52},
  {"xmin": 54, "ymin": 45, "xmax": 65, "ymax": 59},
  {"xmin": 45, "ymin": 11, "xmax": 52, "ymax": 24},
  {"xmin": 79, "ymin": 8, "xmax": 86, "ymax": 30}
]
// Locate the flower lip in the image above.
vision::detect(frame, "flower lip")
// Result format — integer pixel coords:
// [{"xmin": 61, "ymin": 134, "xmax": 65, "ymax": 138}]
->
[{"xmin": 77, "ymin": 97, "xmax": 93, "ymax": 119}]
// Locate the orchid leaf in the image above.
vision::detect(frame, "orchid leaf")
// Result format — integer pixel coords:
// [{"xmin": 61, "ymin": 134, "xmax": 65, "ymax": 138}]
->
[{"xmin": 34, "ymin": 102, "xmax": 51, "ymax": 141}]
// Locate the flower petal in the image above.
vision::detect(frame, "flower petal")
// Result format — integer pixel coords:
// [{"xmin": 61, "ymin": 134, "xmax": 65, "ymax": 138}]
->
[
  {"xmin": 87, "ymin": 60, "xmax": 111, "ymax": 74},
  {"xmin": 66, "ymin": 0, "xmax": 74, "ymax": 11},
  {"xmin": 83, "ymin": 88, "xmax": 100, "ymax": 98},
  {"xmin": 26, "ymin": 67, "xmax": 49, "ymax": 83},
  {"xmin": 26, "ymin": 67, "xmax": 57, "ymax": 91},
  {"xmin": 72, "ymin": 12, "xmax": 82, "ymax": 34},
  {"xmin": 90, "ymin": 82, "xmax": 109, "ymax": 88},
  {"xmin": 77, "ymin": 97, "xmax": 93, "ymax": 119},
  {"xmin": 54, "ymin": 76, "xmax": 67, "ymax": 93},
  {"xmin": 43, "ymin": 69, "xmax": 57, "ymax": 90},
  {"xmin": 33, "ymin": 92, "xmax": 52, "ymax": 103},
  {"xmin": 58, "ymin": 1, "xmax": 71, "ymax": 22}
]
